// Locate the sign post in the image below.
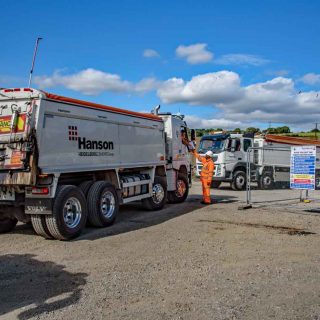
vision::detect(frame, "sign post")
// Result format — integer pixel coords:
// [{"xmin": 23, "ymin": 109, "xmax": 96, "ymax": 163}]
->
[{"xmin": 290, "ymin": 146, "xmax": 316, "ymax": 198}]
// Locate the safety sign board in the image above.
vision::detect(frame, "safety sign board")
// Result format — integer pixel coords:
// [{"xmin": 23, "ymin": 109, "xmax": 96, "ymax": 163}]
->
[{"xmin": 290, "ymin": 146, "xmax": 316, "ymax": 190}]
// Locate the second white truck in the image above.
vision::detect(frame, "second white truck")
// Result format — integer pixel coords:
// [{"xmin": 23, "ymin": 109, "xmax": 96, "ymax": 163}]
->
[{"xmin": 195, "ymin": 133, "xmax": 320, "ymax": 190}]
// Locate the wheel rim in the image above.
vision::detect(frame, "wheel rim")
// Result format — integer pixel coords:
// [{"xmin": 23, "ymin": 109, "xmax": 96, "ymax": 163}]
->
[
  {"xmin": 100, "ymin": 190, "xmax": 115, "ymax": 219},
  {"xmin": 152, "ymin": 183, "xmax": 165, "ymax": 204},
  {"xmin": 175, "ymin": 179, "xmax": 186, "ymax": 198},
  {"xmin": 236, "ymin": 175, "xmax": 245, "ymax": 188},
  {"xmin": 63, "ymin": 197, "xmax": 82, "ymax": 229},
  {"xmin": 263, "ymin": 176, "xmax": 271, "ymax": 186}
]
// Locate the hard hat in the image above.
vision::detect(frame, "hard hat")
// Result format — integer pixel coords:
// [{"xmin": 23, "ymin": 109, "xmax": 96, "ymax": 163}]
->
[{"xmin": 205, "ymin": 150, "xmax": 213, "ymax": 157}]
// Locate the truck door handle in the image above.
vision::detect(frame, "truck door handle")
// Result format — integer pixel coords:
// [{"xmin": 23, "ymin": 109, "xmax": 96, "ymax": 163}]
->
[{"xmin": 238, "ymin": 158, "xmax": 242, "ymax": 160}]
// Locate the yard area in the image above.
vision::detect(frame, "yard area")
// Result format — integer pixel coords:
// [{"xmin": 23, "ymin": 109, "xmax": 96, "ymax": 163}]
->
[{"xmin": 0, "ymin": 181, "xmax": 319, "ymax": 320}]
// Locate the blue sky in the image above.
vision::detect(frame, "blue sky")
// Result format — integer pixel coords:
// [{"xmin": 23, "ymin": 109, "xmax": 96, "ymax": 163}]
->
[{"xmin": 1, "ymin": 0, "xmax": 320, "ymax": 131}]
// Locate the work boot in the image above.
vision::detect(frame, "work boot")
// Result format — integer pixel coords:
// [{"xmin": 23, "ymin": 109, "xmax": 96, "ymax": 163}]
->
[{"xmin": 200, "ymin": 201, "xmax": 211, "ymax": 205}]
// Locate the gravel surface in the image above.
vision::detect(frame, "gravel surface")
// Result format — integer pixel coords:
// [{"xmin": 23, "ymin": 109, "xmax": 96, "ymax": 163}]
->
[{"xmin": 0, "ymin": 181, "xmax": 319, "ymax": 320}]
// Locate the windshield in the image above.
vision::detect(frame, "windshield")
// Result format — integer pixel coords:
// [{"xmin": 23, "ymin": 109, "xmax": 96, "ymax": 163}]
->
[{"xmin": 198, "ymin": 138, "xmax": 226, "ymax": 153}]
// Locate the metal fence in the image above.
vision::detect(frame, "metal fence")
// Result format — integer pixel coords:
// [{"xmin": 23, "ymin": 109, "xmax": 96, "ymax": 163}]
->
[{"xmin": 243, "ymin": 146, "xmax": 319, "ymax": 211}]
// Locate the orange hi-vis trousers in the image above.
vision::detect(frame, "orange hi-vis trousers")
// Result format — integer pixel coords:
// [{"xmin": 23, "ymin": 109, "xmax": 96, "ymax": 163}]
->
[
  {"xmin": 201, "ymin": 178, "xmax": 211, "ymax": 203},
  {"xmin": 194, "ymin": 152, "xmax": 215, "ymax": 204}
]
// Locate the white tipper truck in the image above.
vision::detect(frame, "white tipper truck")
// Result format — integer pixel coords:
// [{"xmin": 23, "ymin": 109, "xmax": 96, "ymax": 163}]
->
[
  {"xmin": 0, "ymin": 88, "xmax": 193, "ymax": 240},
  {"xmin": 195, "ymin": 133, "xmax": 320, "ymax": 190}
]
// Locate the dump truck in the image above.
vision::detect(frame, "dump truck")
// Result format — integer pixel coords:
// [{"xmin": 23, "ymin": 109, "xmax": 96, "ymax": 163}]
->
[
  {"xmin": 195, "ymin": 133, "xmax": 320, "ymax": 190},
  {"xmin": 0, "ymin": 88, "xmax": 192, "ymax": 240}
]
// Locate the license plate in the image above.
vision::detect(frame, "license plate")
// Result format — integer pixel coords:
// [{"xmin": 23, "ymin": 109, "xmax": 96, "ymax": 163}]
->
[{"xmin": 0, "ymin": 190, "xmax": 15, "ymax": 201}]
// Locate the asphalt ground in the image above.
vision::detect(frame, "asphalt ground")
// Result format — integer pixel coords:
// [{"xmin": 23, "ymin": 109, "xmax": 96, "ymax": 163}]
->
[{"xmin": 0, "ymin": 180, "xmax": 319, "ymax": 320}]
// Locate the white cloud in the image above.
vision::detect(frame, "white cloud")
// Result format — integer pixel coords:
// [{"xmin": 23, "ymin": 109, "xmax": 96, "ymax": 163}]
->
[
  {"xmin": 158, "ymin": 71, "xmax": 242, "ymax": 104},
  {"xmin": 35, "ymin": 68, "xmax": 160, "ymax": 95},
  {"xmin": 143, "ymin": 49, "xmax": 160, "ymax": 58},
  {"xmin": 134, "ymin": 78, "xmax": 160, "ymax": 92},
  {"xmin": 184, "ymin": 115, "xmax": 242, "ymax": 129},
  {"xmin": 33, "ymin": 67, "xmax": 320, "ymax": 129},
  {"xmin": 157, "ymin": 72, "xmax": 320, "ymax": 126},
  {"xmin": 176, "ymin": 43, "xmax": 213, "ymax": 64},
  {"xmin": 215, "ymin": 54, "xmax": 269, "ymax": 66},
  {"xmin": 300, "ymin": 73, "xmax": 320, "ymax": 85},
  {"xmin": 266, "ymin": 70, "xmax": 290, "ymax": 77}
]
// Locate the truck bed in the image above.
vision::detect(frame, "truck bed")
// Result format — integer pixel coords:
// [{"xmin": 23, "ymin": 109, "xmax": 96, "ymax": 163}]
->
[{"xmin": 36, "ymin": 94, "xmax": 166, "ymax": 173}]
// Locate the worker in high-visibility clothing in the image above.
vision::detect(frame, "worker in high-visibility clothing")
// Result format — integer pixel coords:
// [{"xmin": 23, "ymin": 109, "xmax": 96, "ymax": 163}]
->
[{"xmin": 192, "ymin": 150, "xmax": 215, "ymax": 204}]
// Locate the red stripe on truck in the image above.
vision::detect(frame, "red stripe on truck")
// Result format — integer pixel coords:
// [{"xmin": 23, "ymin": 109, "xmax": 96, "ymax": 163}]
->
[
  {"xmin": 43, "ymin": 92, "xmax": 163, "ymax": 122},
  {"xmin": 265, "ymin": 134, "xmax": 320, "ymax": 146}
]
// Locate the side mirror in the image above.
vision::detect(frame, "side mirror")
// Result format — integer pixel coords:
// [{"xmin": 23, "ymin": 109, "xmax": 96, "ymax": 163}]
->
[{"xmin": 191, "ymin": 129, "xmax": 196, "ymax": 141}]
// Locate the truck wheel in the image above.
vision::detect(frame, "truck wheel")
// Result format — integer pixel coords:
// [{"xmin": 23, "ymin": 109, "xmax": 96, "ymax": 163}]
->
[
  {"xmin": 31, "ymin": 215, "xmax": 52, "ymax": 239},
  {"xmin": 231, "ymin": 171, "xmax": 246, "ymax": 191},
  {"xmin": 79, "ymin": 181, "xmax": 93, "ymax": 197},
  {"xmin": 87, "ymin": 181, "xmax": 119, "ymax": 227},
  {"xmin": 0, "ymin": 217, "xmax": 18, "ymax": 233},
  {"xmin": 167, "ymin": 174, "xmax": 189, "ymax": 204},
  {"xmin": 211, "ymin": 181, "xmax": 221, "ymax": 189},
  {"xmin": 259, "ymin": 172, "xmax": 274, "ymax": 190},
  {"xmin": 45, "ymin": 185, "xmax": 87, "ymax": 240},
  {"xmin": 142, "ymin": 176, "xmax": 167, "ymax": 210}
]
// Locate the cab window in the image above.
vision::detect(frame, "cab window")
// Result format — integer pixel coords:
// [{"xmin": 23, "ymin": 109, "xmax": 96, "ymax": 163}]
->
[{"xmin": 243, "ymin": 139, "xmax": 252, "ymax": 152}]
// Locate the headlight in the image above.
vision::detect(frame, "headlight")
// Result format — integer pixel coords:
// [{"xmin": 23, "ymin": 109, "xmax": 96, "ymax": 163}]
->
[{"xmin": 215, "ymin": 164, "xmax": 221, "ymax": 176}]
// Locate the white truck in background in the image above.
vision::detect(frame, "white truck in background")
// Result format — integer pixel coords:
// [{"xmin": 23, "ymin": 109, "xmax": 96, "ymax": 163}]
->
[
  {"xmin": 0, "ymin": 88, "xmax": 193, "ymax": 240},
  {"xmin": 253, "ymin": 136, "xmax": 320, "ymax": 189},
  {"xmin": 195, "ymin": 133, "xmax": 320, "ymax": 190},
  {"xmin": 196, "ymin": 133, "xmax": 254, "ymax": 190}
]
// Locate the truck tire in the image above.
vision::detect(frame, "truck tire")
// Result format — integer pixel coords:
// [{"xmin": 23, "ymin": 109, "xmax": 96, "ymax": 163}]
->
[
  {"xmin": 167, "ymin": 174, "xmax": 189, "ymax": 204},
  {"xmin": 87, "ymin": 181, "xmax": 119, "ymax": 227},
  {"xmin": 0, "ymin": 217, "xmax": 18, "ymax": 233},
  {"xmin": 45, "ymin": 185, "xmax": 87, "ymax": 240},
  {"xmin": 259, "ymin": 172, "xmax": 274, "ymax": 190},
  {"xmin": 31, "ymin": 215, "xmax": 52, "ymax": 239},
  {"xmin": 211, "ymin": 181, "xmax": 221, "ymax": 189},
  {"xmin": 79, "ymin": 181, "xmax": 94, "ymax": 197},
  {"xmin": 142, "ymin": 176, "xmax": 167, "ymax": 210},
  {"xmin": 231, "ymin": 171, "xmax": 246, "ymax": 191}
]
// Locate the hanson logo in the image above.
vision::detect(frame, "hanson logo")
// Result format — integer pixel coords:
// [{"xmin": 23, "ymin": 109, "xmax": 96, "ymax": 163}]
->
[{"xmin": 68, "ymin": 126, "xmax": 114, "ymax": 150}]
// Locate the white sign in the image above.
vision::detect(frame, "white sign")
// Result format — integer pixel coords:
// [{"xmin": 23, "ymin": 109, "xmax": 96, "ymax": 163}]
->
[{"xmin": 290, "ymin": 145, "xmax": 316, "ymax": 190}]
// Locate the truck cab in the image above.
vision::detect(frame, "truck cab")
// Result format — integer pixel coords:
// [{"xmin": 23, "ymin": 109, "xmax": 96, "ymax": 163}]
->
[
  {"xmin": 155, "ymin": 112, "xmax": 192, "ymax": 203},
  {"xmin": 195, "ymin": 133, "xmax": 253, "ymax": 190}
]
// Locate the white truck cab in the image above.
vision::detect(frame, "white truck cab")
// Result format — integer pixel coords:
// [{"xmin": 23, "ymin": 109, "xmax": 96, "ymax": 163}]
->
[{"xmin": 195, "ymin": 133, "xmax": 253, "ymax": 190}]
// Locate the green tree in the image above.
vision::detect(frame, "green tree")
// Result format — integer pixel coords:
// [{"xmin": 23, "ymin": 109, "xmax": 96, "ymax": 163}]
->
[
  {"xmin": 245, "ymin": 127, "xmax": 260, "ymax": 134},
  {"xmin": 267, "ymin": 127, "xmax": 276, "ymax": 134},
  {"xmin": 276, "ymin": 126, "xmax": 291, "ymax": 133}
]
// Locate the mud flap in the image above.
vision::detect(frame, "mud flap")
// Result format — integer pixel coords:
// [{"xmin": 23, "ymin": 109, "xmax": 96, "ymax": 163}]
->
[{"xmin": 25, "ymin": 198, "xmax": 53, "ymax": 215}]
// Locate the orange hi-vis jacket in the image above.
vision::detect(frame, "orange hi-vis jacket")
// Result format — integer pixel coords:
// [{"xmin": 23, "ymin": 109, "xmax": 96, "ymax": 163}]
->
[{"xmin": 194, "ymin": 152, "xmax": 215, "ymax": 184}]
